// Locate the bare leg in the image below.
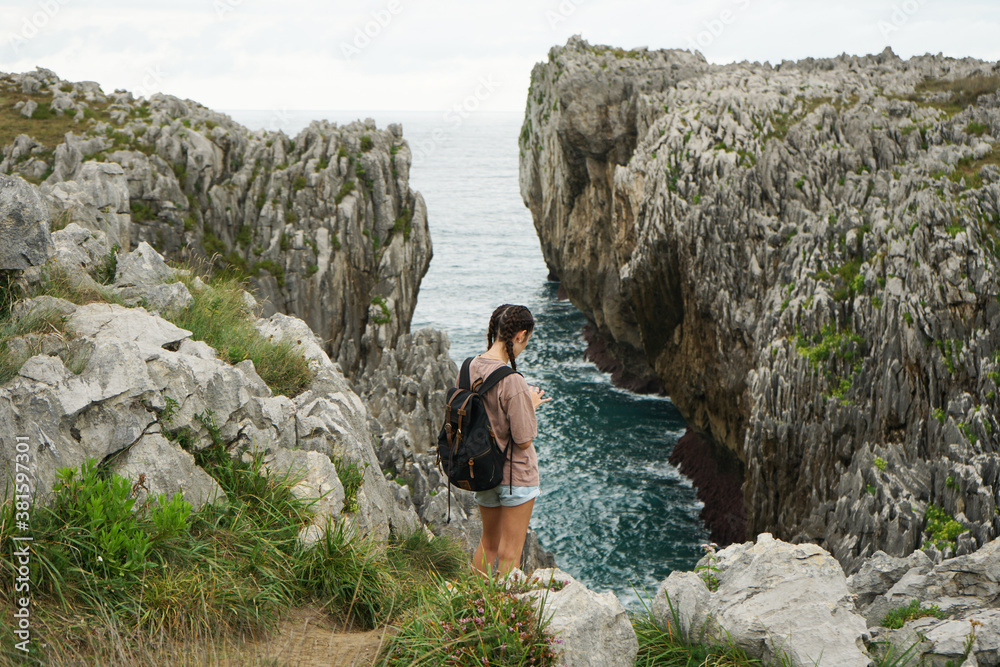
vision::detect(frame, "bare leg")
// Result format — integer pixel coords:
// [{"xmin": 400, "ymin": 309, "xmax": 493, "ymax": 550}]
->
[
  {"xmin": 474, "ymin": 504, "xmax": 503, "ymax": 575},
  {"xmin": 497, "ymin": 499, "xmax": 535, "ymax": 575}
]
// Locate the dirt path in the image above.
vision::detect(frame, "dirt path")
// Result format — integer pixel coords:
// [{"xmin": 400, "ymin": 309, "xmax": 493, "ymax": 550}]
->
[{"xmin": 249, "ymin": 607, "xmax": 392, "ymax": 666}]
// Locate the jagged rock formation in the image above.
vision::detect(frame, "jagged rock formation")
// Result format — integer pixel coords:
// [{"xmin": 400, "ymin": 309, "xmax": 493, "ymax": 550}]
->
[
  {"xmin": 521, "ymin": 37, "xmax": 1000, "ymax": 572},
  {"xmin": 0, "ymin": 67, "xmax": 430, "ymax": 378},
  {"xmin": 0, "ymin": 218, "xmax": 419, "ymax": 542}
]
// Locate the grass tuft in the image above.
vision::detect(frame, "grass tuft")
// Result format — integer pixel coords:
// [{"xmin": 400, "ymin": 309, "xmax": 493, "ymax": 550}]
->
[
  {"xmin": 165, "ymin": 273, "xmax": 314, "ymax": 397},
  {"xmin": 881, "ymin": 599, "xmax": 947, "ymax": 629}
]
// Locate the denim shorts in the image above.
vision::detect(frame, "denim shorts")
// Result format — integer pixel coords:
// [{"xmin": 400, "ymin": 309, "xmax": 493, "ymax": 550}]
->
[{"xmin": 475, "ymin": 484, "xmax": 540, "ymax": 508}]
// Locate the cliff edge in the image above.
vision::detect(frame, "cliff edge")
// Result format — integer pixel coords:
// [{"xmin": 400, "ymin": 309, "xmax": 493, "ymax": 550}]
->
[
  {"xmin": 521, "ymin": 37, "xmax": 1000, "ymax": 572},
  {"xmin": 1, "ymin": 68, "xmax": 429, "ymax": 378}
]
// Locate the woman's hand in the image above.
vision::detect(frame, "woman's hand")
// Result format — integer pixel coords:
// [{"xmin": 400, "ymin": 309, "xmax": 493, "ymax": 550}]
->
[{"xmin": 529, "ymin": 385, "xmax": 552, "ymax": 410}]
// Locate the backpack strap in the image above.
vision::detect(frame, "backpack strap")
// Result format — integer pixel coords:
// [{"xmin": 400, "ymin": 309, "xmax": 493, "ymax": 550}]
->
[
  {"xmin": 458, "ymin": 357, "xmax": 474, "ymax": 390},
  {"xmin": 476, "ymin": 365, "xmax": 519, "ymax": 396}
]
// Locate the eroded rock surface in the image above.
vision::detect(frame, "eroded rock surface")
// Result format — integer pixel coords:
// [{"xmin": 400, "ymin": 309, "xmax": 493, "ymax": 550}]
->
[
  {"xmin": 521, "ymin": 37, "xmax": 1000, "ymax": 571},
  {"xmin": 0, "ymin": 67, "xmax": 431, "ymax": 378}
]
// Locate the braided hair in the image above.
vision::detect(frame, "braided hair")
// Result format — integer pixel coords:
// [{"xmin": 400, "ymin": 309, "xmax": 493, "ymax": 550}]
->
[{"xmin": 486, "ymin": 304, "xmax": 534, "ymax": 372}]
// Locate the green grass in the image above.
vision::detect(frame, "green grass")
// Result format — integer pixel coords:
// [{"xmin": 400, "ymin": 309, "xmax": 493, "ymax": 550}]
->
[
  {"xmin": 27, "ymin": 264, "xmax": 124, "ymax": 307},
  {"xmin": 966, "ymin": 120, "xmax": 989, "ymax": 136},
  {"xmin": 0, "ymin": 303, "xmax": 69, "ymax": 384},
  {"xmin": 913, "ymin": 74, "xmax": 1000, "ymax": 114},
  {"xmin": 633, "ymin": 593, "xmax": 772, "ymax": 667},
  {"xmin": 0, "ymin": 89, "xmax": 114, "ymax": 149},
  {"xmin": 0, "ymin": 456, "xmax": 470, "ymax": 664},
  {"xmin": 882, "ymin": 599, "xmax": 947, "ymax": 629},
  {"xmin": 334, "ymin": 180, "xmax": 355, "ymax": 204},
  {"xmin": 334, "ymin": 456, "xmax": 365, "ymax": 513},
  {"xmin": 165, "ymin": 273, "xmax": 313, "ymax": 397}
]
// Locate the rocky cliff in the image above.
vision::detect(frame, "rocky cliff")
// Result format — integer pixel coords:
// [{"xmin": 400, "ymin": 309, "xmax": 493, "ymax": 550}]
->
[
  {"xmin": 0, "ymin": 175, "xmax": 419, "ymax": 541},
  {"xmin": 521, "ymin": 37, "xmax": 1000, "ymax": 572},
  {"xmin": 1, "ymin": 67, "xmax": 430, "ymax": 378}
]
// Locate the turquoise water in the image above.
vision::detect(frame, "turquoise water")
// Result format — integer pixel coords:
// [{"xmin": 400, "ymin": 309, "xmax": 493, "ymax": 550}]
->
[{"xmin": 229, "ymin": 109, "xmax": 709, "ymax": 603}]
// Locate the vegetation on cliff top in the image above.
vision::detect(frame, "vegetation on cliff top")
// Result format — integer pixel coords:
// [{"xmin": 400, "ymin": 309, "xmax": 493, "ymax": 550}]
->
[{"xmin": 0, "ymin": 453, "xmax": 536, "ymax": 665}]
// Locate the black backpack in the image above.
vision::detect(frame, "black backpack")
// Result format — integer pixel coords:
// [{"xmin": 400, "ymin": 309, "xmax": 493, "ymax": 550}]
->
[{"xmin": 437, "ymin": 357, "xmax": 518, "ymax": 518}]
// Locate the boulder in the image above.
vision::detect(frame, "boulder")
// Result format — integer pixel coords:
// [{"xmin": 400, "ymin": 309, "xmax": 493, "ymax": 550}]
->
[
  {"xmin": 0, "ymin": 174, "xmax": 52, "ymax": 270},
  {"xmin": 521, "ymin": 567, "xmax": 638, "ymax": 667},
  {"xmin": 114, "ymin": 433, "xmax": 224, "ymax": 509},
  {"xmin": 654, "ymin": 534, "xmax": 870, "ymax": 666},
  {"xmin": 42, "ymin": 161, "xmax": 131, "ymax": 252}
]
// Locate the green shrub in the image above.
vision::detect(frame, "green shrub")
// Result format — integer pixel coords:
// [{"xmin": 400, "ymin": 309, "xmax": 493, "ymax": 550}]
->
[
  {"xmin": 371, "ymin": 295, "xmax": 392, "ymax": 325},
  {"xmin": 874, "ymin": 457, "xmax": 887, "ymax": 471},
  {"xmin": 360, "ymin": 135, "xmax": 373, "ymax": 152},
  {"xmin": 334, "ymin": 180, "xmax": 355, "ymax": 204},
  {"xmin": 130, "ymin": 200, "xmax": 156, "ymax": 222},
  {"xmin": 382, "ymin": 573, "xmax": 560, "ymax": 666},
  {"xmin": 924, "ymin": 503, "xmax": 966, "ymax": 551},
  {"xmin": 96, "ymin": 244, "xmax": 120, "ymax": 285}
]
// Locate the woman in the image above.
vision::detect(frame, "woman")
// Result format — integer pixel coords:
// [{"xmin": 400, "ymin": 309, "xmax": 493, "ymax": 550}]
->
[{"xmin": 468, "ymin": 304, "xmax": 551, "ymax": 576}]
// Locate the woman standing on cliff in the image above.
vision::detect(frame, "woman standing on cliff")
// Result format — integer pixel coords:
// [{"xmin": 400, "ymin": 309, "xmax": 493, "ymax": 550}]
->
[{"xmin": 469, "ymin": 304, "xmax": 551, "ymax": 576}]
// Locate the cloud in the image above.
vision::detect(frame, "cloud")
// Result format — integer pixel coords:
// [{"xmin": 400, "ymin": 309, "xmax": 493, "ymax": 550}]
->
[{"xmin": 1, "ymin": 0, "xmax": 997, "ymax": 112}]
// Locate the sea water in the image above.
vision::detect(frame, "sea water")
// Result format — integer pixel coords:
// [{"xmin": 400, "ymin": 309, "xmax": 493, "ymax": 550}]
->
[{"xmin": 229, "ymin": 109, "xmax": 709, "ymax": 604}]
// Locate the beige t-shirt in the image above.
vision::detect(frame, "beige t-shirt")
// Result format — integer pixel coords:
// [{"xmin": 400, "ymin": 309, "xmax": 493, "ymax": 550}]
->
[{"xmin": 464, "ymin": 355, "xmax": 539, "ymax": 487}]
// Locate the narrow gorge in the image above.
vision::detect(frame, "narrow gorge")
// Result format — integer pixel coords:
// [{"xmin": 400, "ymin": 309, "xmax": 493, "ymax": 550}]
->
[{"xmin": 520, "ymin": 37, "xmax": 1000, "ymax": 573}]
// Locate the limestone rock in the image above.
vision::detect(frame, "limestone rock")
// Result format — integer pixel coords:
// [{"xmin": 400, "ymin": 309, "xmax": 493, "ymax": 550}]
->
[
  {"xmin": 67, "ymin": 303, "xmax": 191, "ymax": 358},
  {"xmin": 0, "ymin": 236, "xmax": 418, "ymax": 545},
  {"xmin": 114, "ymin": 433, "xmax": 224, "ymax": 509},
  {"xmin": 520, "ymin": 36, "xmax": 1000, "ymax": 570},
  {"xmin": 655, "ymin": 534, "xmax": 870, "ymax": 666},
  {"xmin": 41, "ymin": 161, "xmax": 131, "ymax": 252},
  {"xmin": 0, "ymin": 173, "xmax": 52, "ymax": 269},
  {"xmin": 262, "ymin": 447, "xmax": 346, "ymax": 545},
  {"xmin": 1, "ymin": 69, "xmax": 432, "ymax": 379},
  {"xmin": 521, "ymin": 567, "xmax": 638, "ymax": 667}
]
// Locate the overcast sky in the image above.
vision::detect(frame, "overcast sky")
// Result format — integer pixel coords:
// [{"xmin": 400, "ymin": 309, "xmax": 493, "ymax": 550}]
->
[{"xmin": 2, "ymin": 0, "xmax": 998, "ymax": 113}]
